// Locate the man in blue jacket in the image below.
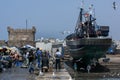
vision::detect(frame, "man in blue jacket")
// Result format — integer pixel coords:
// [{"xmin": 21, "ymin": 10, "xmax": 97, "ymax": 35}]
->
[{"xmin": 36, "ymin": 48, "xmax": 42, "ymax": 68}]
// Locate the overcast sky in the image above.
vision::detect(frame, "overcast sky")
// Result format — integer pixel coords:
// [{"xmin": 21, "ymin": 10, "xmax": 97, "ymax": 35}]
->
[{"xmin": 0, "ymin": 0, "xmax": 120, "ymax": 40}]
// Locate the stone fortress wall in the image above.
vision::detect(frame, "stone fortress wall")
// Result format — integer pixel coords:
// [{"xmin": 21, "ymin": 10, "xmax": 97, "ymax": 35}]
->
[{"xmin": 7, "ymin": 26, "xmax": 36, "ymax": 47}]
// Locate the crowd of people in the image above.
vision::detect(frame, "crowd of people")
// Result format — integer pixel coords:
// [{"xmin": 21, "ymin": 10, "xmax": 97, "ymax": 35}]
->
[{"xmin": 0, "ymin": 47, "xmax": 63, "ymax": 74}]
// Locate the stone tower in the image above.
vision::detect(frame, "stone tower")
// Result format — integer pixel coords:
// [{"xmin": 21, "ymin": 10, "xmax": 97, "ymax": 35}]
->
[{"xmin": 7, "ymin": 26, "xmax": 36, "ymax": 47}]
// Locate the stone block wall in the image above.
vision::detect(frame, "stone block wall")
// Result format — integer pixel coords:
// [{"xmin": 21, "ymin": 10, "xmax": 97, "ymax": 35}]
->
[{"xmin": 7, "ymin": 26, "xmax": 36, "ymax": 47}]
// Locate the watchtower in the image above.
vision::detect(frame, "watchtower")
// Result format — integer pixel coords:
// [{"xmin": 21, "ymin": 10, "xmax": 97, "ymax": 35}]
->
[{"xmin": 7, "ymin": 26, "xmax": 36, "ymax": 47}]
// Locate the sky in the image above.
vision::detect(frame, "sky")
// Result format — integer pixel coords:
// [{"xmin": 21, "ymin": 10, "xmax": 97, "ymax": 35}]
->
[{"xmin": 0, "ymin": 0, "xmax": 120, "ymax": 41}]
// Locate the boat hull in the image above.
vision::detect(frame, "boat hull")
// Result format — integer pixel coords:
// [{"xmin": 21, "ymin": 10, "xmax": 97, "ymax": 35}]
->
[{"xmin": 66, "ymin": 37, "xmax": 112, "ymax": 60}]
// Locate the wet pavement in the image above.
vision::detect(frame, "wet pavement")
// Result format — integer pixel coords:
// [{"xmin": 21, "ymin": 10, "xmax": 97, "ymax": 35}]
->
[{"xmin": 0, "ymin": 67, "xmax": 37, "ymax": 80}]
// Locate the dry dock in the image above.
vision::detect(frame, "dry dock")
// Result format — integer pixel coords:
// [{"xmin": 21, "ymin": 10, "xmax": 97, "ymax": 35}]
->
[{"xmin": 73, "ymin": 54, "xmax": 120, "ymax": 79}]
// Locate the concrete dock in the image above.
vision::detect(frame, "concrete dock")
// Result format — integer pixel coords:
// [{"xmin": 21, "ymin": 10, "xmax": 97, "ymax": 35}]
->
[
  {"xmin": 34, "ymin": 54, "xmax": 120, "ymax": 79},
  {"xmin": 0, "ymin": 62, "xmax": 72, "ymax": 80},
  {"xmin": 35, "ymin": 60, "xmax": 72, "ymax": 80},
  {"xmin": 35, "ymin": 69, "xmax": 72, "ymax": 80},
  {"xmin": 1, "ymin": 54, "xmax": 120, "ymax": 80}
]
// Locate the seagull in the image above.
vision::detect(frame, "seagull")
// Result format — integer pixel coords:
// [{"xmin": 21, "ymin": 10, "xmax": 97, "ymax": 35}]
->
[
  {"xmin": 39, "ymin": 70, "xmax": 44, "ymax": 76},
  {"xmin": 69, "ymin": 77, "xmax": 72, "ymax": 80},
  {"xmin": 113, "ymin": 1, "xmax": 117, "ymax": 10}
]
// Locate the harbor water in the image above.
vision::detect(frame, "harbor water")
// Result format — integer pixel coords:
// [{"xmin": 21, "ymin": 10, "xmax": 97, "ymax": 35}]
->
[{"xmin": 76, "ymin": 78, "xmax": 120, "ymax": 80}]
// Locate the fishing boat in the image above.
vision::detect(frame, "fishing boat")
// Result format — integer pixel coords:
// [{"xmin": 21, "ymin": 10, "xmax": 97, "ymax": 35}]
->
[{"xmin": 65, "ymin": 4, "xmax": 112, "ymax": 70}]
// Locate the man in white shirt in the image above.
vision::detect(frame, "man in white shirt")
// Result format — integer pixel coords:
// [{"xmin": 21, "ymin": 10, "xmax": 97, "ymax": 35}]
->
[{"xmin": 55, "ymin": 49, "xmax": 61, "ymax": 71}]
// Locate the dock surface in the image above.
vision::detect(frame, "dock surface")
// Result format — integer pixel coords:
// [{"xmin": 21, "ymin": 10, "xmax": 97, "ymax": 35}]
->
[
  {"xmin": 35, "ymin": 69, "xmax": 72, "ymax": 80},
  {"xmin": 35, "ymin": 59, "xmax": 72, "ymax": 80}
]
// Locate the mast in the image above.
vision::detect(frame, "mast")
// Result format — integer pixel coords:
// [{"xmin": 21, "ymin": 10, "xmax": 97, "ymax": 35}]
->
[
  {"xmin": 80, "ymin": 0, "xmax": 84, "ymax": 23},
  {"xmin": 80, "ymin": 8, "xmax": 83, "ymax": 23},
  {"xmin": 75, "ymin": 0, "xmax": 84, "ymax": 37},
  {"xmin": 26, "ymin": 19, "xmax": 28, "ymax": 32}
]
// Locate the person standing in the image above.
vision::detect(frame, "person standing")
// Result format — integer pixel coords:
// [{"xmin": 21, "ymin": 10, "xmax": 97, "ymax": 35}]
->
[
  {"xmin": 55, "ymin": 49, "xmax": 62, "ymax": 71},
  {"xmin": 28, "ymin": 50, "xmax": 34, "ymax": 65},
  {"xmin": 36, "ymin": 48, "xmax": 42, "ymax": 68},
  {"xmin": 25, "ymin": 51, "xmax": 29, "ymax": 66},
  {"xmin": 14, "ymin": 51, "xmax": 20, "ymax": 67},
  {"xmin": 41, "ymin": 52, "xmax": 49, "ymax": 72}
]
